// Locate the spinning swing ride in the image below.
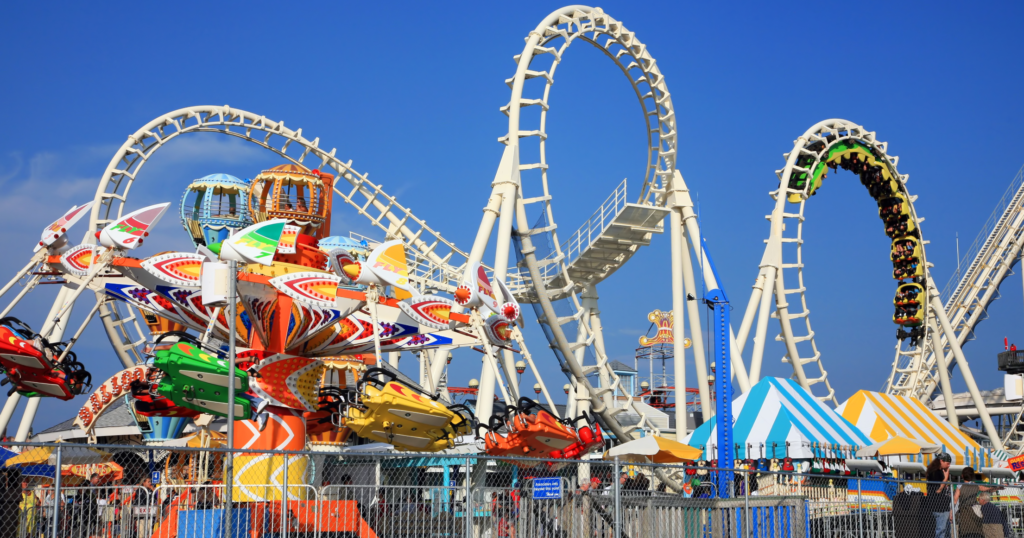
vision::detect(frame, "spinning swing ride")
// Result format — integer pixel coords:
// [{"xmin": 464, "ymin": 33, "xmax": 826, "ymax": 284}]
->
[{"xmin": 0, "ymin": 5, "xmax": 1013, "ymax": 475}]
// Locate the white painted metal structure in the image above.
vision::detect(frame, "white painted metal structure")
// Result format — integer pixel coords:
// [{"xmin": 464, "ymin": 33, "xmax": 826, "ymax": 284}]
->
[
  {"xmin": 0, "ymin": 6, "xmax": 722, "ymax": 442},
  {"xmin": 889, "ymin": 165, "xmax": 1024, "ymax": 404},
  {"xmin": 463, "ymin": 5, "xmax": 752, "ymax": 442},
  {"xmin": 734, "ymin": 119, "xmax": 1004, "ymax": 450},
  {"xmin": 10, "ymin": 7, "xmax": 1010, "ymax": 452},
  {"xmin": 0, "ymin": 105, "xmax": 524, "ymax": 438},
  {"xmin": 917, "ymin": 165, "xmax": 1024, "ymax": 453}
]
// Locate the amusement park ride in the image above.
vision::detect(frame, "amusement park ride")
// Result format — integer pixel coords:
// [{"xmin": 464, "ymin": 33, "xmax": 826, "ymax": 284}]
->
[{"xmin": 0, "ymin": 6, "xmax": 1021, "ymax": 489}]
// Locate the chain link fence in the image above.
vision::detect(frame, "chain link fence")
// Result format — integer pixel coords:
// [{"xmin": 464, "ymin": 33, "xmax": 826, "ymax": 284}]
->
[{"xmin": 0, "ymin": 443, "xmax": 1020, "ymax": 538}]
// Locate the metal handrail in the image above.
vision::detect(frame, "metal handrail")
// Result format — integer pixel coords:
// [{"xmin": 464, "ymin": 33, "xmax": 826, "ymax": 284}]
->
[{"xmin": 941, "ymin": 164, "xmax": 1024, "ymax": 307}]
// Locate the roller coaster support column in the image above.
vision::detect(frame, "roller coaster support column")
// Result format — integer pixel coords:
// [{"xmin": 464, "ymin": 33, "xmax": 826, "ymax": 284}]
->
[
  {"xmin": 705, "ymin": 289, "xmax": 733, "ymax": 497},
  {"xmin": 928, "ymin": 317, "xmax": 959, "ymax": 429},
  {"xmin": 928, "ymin": 287, "xmax": 1004, "ymax": 449},
  {"xmin": 668, "ymin": 206, "xmax": 689, "ymax": 433},
  {"xmin": 668, "ymin": 175, "xmax": 711, "ymax": 421},
  {"xmin": 463, "ymin": 145, "xmax": 520, "ymax": 425},
  {"xmin": 670, "ymin": 171, "xmax": 750, "ymax": 393},
  {"xmin": 582, "ymin": 287, "xmax": 613, "ymax": 412},
  {"xmin": 13, "ymin": 285, "xmax": 75, "ymax": 441}
]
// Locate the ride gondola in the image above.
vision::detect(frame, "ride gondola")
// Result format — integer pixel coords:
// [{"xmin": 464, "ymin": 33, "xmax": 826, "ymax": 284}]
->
[
  {"xmin": 0, "ymin": 317, "xmax": 91, "ymax": 400},
  {"xmin": 345, "ymin": 368, "xmax": 475, "ymax": 451}
]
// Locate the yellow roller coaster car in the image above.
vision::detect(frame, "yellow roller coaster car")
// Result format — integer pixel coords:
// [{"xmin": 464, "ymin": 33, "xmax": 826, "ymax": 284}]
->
[
  {"xmin": 893, "ymin": 260, "xmax": 924, "ymax": 280},
  {"xmin": 879, "ymin": 193, "xmax": 910, "ymax": 223},
  {"xmin": 894, "ymin": 283, "xmax": 924, "ymax": 307},
  {"xmin": 890, "ymin": 236, "xmax": 921, "ymax": 264},
  {"xmin": 346, "ymin": 368, "xmax": 474, "ymax": 451},
  {"xmin": 885, "ymin": 215, "xmax": 917, "ymax": 239},
  {"xmin": 894, "ymin": 303, "xmax": 924, "ymax": 327}
]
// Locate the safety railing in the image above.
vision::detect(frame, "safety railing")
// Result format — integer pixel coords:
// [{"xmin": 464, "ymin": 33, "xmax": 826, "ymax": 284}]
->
[
  {"xmin": 1, "ymin": 442, "xmax": 1022, "ymax": 538},
  {"xmin": 940, "ymin": 163, "xmax": 1024, "ymax": 307}
]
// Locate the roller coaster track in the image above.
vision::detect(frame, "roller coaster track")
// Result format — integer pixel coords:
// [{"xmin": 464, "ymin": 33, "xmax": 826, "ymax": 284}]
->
[
  {"xmin": 86, "ymin": 106, "xmax": 487, "ymax": 367},
  {"xmin": 733, "ymin": 119, "xmax": 1004, "ymax": 448},
  {"xmin": 737, "ymin": 121, "xmax": 906, "ymax": 405},
  {"xmin": 489, "ymin": 6, "xmax": 686, "ymax": 440},
  {"xmin": 887, "ymin": 164, "xmax": 1024, "ymax": 403}
]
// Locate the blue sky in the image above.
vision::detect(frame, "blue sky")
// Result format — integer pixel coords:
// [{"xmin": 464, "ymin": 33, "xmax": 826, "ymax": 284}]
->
[{"xmin": 1, "ymin": 1, "xmax": 1023, "ymax": 433}]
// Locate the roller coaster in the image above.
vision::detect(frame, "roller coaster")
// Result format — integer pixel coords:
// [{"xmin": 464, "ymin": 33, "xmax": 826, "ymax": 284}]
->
[{"xmin": 0, "ymin": 5, "xmax": 1019, "ymax": 463}]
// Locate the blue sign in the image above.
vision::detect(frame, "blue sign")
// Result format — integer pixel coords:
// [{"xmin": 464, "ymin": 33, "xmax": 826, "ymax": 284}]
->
[
  {"xmin": 532, "ymin": 477, "xmax": 562, "ymax": 500},
  {"xmin": 151, "ymin": 471, "xmax": 161, "ymax": 484}
]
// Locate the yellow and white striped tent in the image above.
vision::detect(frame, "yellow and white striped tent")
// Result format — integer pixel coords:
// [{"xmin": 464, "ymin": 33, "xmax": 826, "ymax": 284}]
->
[{"xmin": 836, "ymin": 390, "xmax": 992, "ymax": 467}]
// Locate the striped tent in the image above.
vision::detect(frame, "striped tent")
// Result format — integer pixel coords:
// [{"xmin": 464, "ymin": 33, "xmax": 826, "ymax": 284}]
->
[
  {"xmin": 836, "ymin": 390, "xmax": 992, "ymax": 466},
  {"xmin": 683, "ymin": 377, "xmax": 872, "ymax": 459}
]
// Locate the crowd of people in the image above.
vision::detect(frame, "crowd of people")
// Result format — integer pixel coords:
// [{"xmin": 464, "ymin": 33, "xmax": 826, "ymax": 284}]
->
[
  {"xmin": 923, "ymin": 453, "xmax": 1012, "ymax": 538},
  {"xmin": 0, "ymin": 458, "xmax": 1018, "ymax": 538},
  {"xmin": 2, "ymin": 472, "xmax": 164, "ymax": 538}
]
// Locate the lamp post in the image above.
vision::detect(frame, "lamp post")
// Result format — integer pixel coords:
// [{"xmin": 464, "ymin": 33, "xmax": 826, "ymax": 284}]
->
[{"xmin": 225, "ymin": 260, "xmax": 237, "ymax": 536}]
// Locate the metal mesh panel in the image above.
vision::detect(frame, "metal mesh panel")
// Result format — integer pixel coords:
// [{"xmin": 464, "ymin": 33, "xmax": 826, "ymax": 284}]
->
[{"xmin": 0, "ymin": 443, "xmax": 1020, "ymax": 538}]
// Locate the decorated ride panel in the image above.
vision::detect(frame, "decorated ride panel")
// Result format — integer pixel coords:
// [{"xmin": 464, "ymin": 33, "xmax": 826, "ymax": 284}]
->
[
  {"xmin": 60, "ymin": 245, "xmax": 96, "ymax": 277},
  {"xmin": 103, "ymin": 283, "xmax": 195, "ymax": 331},
  {"xmin": 219, "ymin": 219, "xmax": 288, "ymax": 266},
  {"xmin": 238, "ymin": 277, "xmax": 344, "ymax": 353},
  {"xmin": 141, "ymin": 252, "xmax": 205, "ymax": 287},
  {"xmin": 247, "ymin": 353, "xmax": 325, "ymax": 412},
  {"xmin": 36, "ymin": 202, "xmax": 94, "ymax": 253},
  {"xmin": 74, "ymin": 366, "xmax": 148, "ymax": 434},
  {"xmin": 233, "ymin": 407, "xmax": 309, "ymax": 502},
  {"xmin": 98, "ymin": 203, "xmax": 171, "ymax": 250}
]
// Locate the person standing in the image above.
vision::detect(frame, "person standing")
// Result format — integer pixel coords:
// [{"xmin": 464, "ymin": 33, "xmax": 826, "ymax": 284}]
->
[
  {"xmin": 77, "ymin": 473, "xmax": 105, "ymax": 538},
  {"xmin": 977, "ymin": 493, "xmax": 1010, "ymax": 538},
  {"xmin": 130, "ymin": 478, "xmax": 158, "ymax": 538},
  {"xmin": 926, "ymin": 453, "xmax": 953, "ymax": 538},
  {"xmin": 0, "ymin": 469, "xmax": 23, "ymax": 538},
  {"xmin": 956, "ymin": 468, "xmax": 996, "ymax": 538},
  {"xmin": 18, "ymin": 480, "xmax": 37, "ymax": 538}
]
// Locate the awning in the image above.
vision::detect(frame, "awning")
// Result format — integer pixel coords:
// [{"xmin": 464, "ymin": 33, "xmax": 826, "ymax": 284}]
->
[
  {"xmin": 6, "ymin": 443, "xmax": 112, "ymax": 467},
  {"xmin": 837, "ymin": 390, "xmax": 992, "ymax": 467},
  {"xmin": 148, "ymin": 430, "xmax": 226, "ymax": 448},
  {"xmin": 684, "ymin": 377, "xmax": 872, "ymax": 459},
  {"xmin": 604, "ymin": 435, "xmax": 702, "ymax": 463}
]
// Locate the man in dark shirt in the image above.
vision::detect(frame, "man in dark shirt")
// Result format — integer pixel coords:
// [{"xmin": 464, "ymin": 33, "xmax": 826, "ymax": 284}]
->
[{"xmin": 926, "ymin": 453, "xmax": 953, "ymax": 538}]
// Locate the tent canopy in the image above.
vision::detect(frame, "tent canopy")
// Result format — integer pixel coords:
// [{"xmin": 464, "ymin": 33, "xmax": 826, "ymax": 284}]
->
[
  {"xmin": 6, "ymin": 443, "xmax": 111, "ymax": 467},
  {"xmin": 837, "ymin": 390, "xmax": 992, "ymax": 467},
  {"xmin": 684, "ymin": 377, "xmax": 872, "ymax": 459}
]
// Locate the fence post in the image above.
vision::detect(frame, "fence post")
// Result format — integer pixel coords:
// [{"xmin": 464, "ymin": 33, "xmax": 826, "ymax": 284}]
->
[
  {"xmin": 50, "ymin": 444, "xmax": 62, "ymax": 538},
  {"xmin": 613, "ymin": 456, "xmax": 621, "ymax": 538},
  {"xmin": 857, "ymin": 476, "xmax": 863, "ymax": 538},
  {"xmin": 282, "ymin": 453, "xmax": 289, "ymax": 538},
  {"xmin": 950, "ymin": 478, "xmax": 957, "ymax": 538},
  {"xmin": 744, "ymin": 468, "xmax": 751, "ymax": 538},
  {"xmin": 464, "ymin": 455, "xmax": 472, "ymax": 538}
]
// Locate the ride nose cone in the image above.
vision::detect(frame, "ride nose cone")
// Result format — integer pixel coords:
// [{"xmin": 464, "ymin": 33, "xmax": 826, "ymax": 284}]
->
[
  {"xmin": 454, "ymin": 286, "xmax": 472, "ymax": 305},
  {"xmin": 341, "ymin": 263, "xmax": 361, "ymax": 280}
]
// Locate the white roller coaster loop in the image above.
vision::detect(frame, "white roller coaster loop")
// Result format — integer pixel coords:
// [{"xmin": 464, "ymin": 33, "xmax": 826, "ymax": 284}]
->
[
  {"xmin": 733, "ymin": 118, "xmax": 1004, "ymax": 450},
  {"xmin": 462, "ymin": 5, "xmax": 749, "ymax": 445}
]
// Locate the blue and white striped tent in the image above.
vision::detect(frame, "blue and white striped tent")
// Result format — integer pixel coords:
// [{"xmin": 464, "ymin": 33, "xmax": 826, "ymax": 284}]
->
[{"xmin": 683, "ymin": 377, "xmax": 872, "ymax": 459}]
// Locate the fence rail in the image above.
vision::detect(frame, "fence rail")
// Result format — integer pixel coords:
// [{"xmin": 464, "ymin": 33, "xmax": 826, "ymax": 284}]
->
[{"xmin": 0, "ymin": 442, "xmax": 1021, "ymax": 538}]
